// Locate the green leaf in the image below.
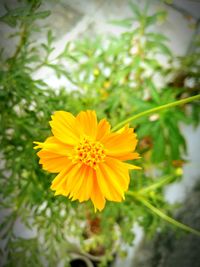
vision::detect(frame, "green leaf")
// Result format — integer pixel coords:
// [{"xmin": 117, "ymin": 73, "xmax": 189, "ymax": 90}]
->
[
  {"xmin": 109, "ymin": 18, "xmax": 133, "ymax": 28},
  {"xmin": 156, "ymin": 42, "xmax": 172, "ymax": 57},
  {"xmin": 129, "ymin": 1, "xmax": 141, "ymax": 19},
  {"xmin": 146, "ymin": 14, "xmax": 158, "ymax": 26},
  {"xmin": 165, "ymin": 115, "xmax": 187, "ymax": 159},
  {"xmin": 41, "ymin": 43, "xmax": 54, "ymax": 54},
  {"xmin": 146, "ymin": 11, "xmax": 167, "ymax": 26},
  {"xmin": 137, "ymin": 122, "xmax": 153, "ymax": 138},
  {"xmin": 146, "ymin": 32, "xmax": 169, "ymax": 42},
  {"xmin": 146, "ymin": 41, "xmax": 172, "ymax": 56},
  {"xmin": 47, "ymin": 30, "xmax": 54, "ymax": 45},
  {"xmin": 151, "ymin": 123, "xmax": 165, "ymax": 163},
  {"xmin": 0, "ymin": 7, "xmax": 50, "ymax": 27},
  {"xmin": 129, "ymin": 98, "xmax": 154, "ymax": 111},
  {"xmin": 32, "ymin": 10, "xmax": 51, "ymax": 20},
  {"xmin": 146, "ymin": 80, "xmax": 160, "ymax": 103},
  {"xmin": 0, "ymin": 11, "xmax": 20, "ymax": 26}
]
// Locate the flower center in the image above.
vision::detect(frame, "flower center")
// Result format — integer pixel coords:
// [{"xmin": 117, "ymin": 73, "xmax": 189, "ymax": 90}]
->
[{"xmin": 72, "ymin": 136, "xmax": 106, "ymax": 169}]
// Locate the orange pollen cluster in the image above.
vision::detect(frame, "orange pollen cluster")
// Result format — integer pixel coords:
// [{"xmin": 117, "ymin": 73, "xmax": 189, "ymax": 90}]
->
[{"xmin": 72, "ymin": 137, "xmax": 106, "ymax": 169}]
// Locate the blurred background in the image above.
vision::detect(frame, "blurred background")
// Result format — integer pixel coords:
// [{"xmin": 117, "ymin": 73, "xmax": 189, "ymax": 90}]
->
[{"xmin": 0, "ymin": 0, "xmax": 200, "ymax": 266}]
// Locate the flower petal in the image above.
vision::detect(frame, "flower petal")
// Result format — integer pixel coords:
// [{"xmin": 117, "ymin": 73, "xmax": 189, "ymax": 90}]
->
[
  {"xmin": 96, "ymin": 164, "xmax": 123, "ymax": 202},
  {"xmin": 91, "ymin": 174, "xmax": 106, "ymax": 212},
  {"xmin": 70, "ymin": 165, "xmax": 94, "ymax": 202},
  {"xmin": 123, "ymin": 162, "xmax": 142, "ymax": 170},
  {"xmin": 76, "ymin": 110, "xmax": 98, "ymax": 139},
  {"xmin": 37, "ymin": 150, "xmax": 71, "ymax": 173},
  {"xmin": 51, "ymin": 162, "xmax": 82, "ymax": 195},
  {"xmin": 111, "ymin": 152, "xmax": 140, "ymax": 161},
  {"xmin": 102, "ymin": 126, "xmax": 138, "ymax": 160},
  {"xmin": 34, "ymin": 136, "xmax": 72, "ymax": 156},
  {"xmin": 96, "ymin": 118, "xmax": 111, "ymax": 141},
  {"xmin": 60, "ymin": 162, "xmax": 83, "ymax": 196},
  {"xmin": 49, "ymin": 111, "xmax": 81, "ymax": 145},
  {"xmin": 51, "ymin": 168, "xmax": 71, "ymax": 193},
  {"xmin": 99, "ymin": 157, "xmax": 131, "ymax": 195}
]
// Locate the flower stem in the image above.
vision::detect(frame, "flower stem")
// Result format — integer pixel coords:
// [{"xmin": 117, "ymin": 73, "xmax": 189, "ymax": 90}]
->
[
  {"xmin": 138, "ymin": 175, "xmax": 174, "ymax": 194},
  {"xmin": 112, "ymin": 94, "xmax": 200, "ymax": 131},
  {"xmin": 126, "ymin": 191, "xmax": 200, "ymax": 236}
]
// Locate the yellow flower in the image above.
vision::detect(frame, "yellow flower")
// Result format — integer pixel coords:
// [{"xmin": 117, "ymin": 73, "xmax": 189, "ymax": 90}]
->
[{"xmin": 34, "ymin": 110, "xmax": 140, "ymax": 211}]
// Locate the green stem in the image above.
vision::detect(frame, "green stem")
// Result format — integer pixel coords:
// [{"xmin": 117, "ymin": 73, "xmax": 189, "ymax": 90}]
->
[
  {"xmin": 126, "ymin": 191, "xmax": 200, "ymax": 236},
  {"xmin": 138, "ymin": 175, "xmax": 174, "ymax": 194},
  {"xmin": 12, "ymin": 24, "xmax": 27, "ymax": 60},
  {"xmin": 112, "ymin": 94, "xmax": 200, "ymax": 131}
]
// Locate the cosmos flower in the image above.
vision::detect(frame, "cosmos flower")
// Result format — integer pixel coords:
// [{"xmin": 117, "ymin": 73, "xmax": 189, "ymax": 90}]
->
[{"xmin": 34, "ymin": 110, "xmax": 140, "ymax": 211}]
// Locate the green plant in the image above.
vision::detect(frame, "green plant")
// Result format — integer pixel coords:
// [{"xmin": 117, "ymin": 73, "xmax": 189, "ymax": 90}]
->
[{"xmin": 0, "ymin": 1, "xmax": 199, "ymax": 267}]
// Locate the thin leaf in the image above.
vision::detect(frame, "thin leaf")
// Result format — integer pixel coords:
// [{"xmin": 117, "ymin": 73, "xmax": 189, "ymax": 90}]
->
[
  {"xmin": 136, "ymin": 195, "xmax": 200, "ymax": 236},
  {"xmin": 109, "ymin": 18, "xmax": 133, "ymax": 28},
  {"xmin": 129, "ymin": 1, "xmax": 141, "ymax": 19}
]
